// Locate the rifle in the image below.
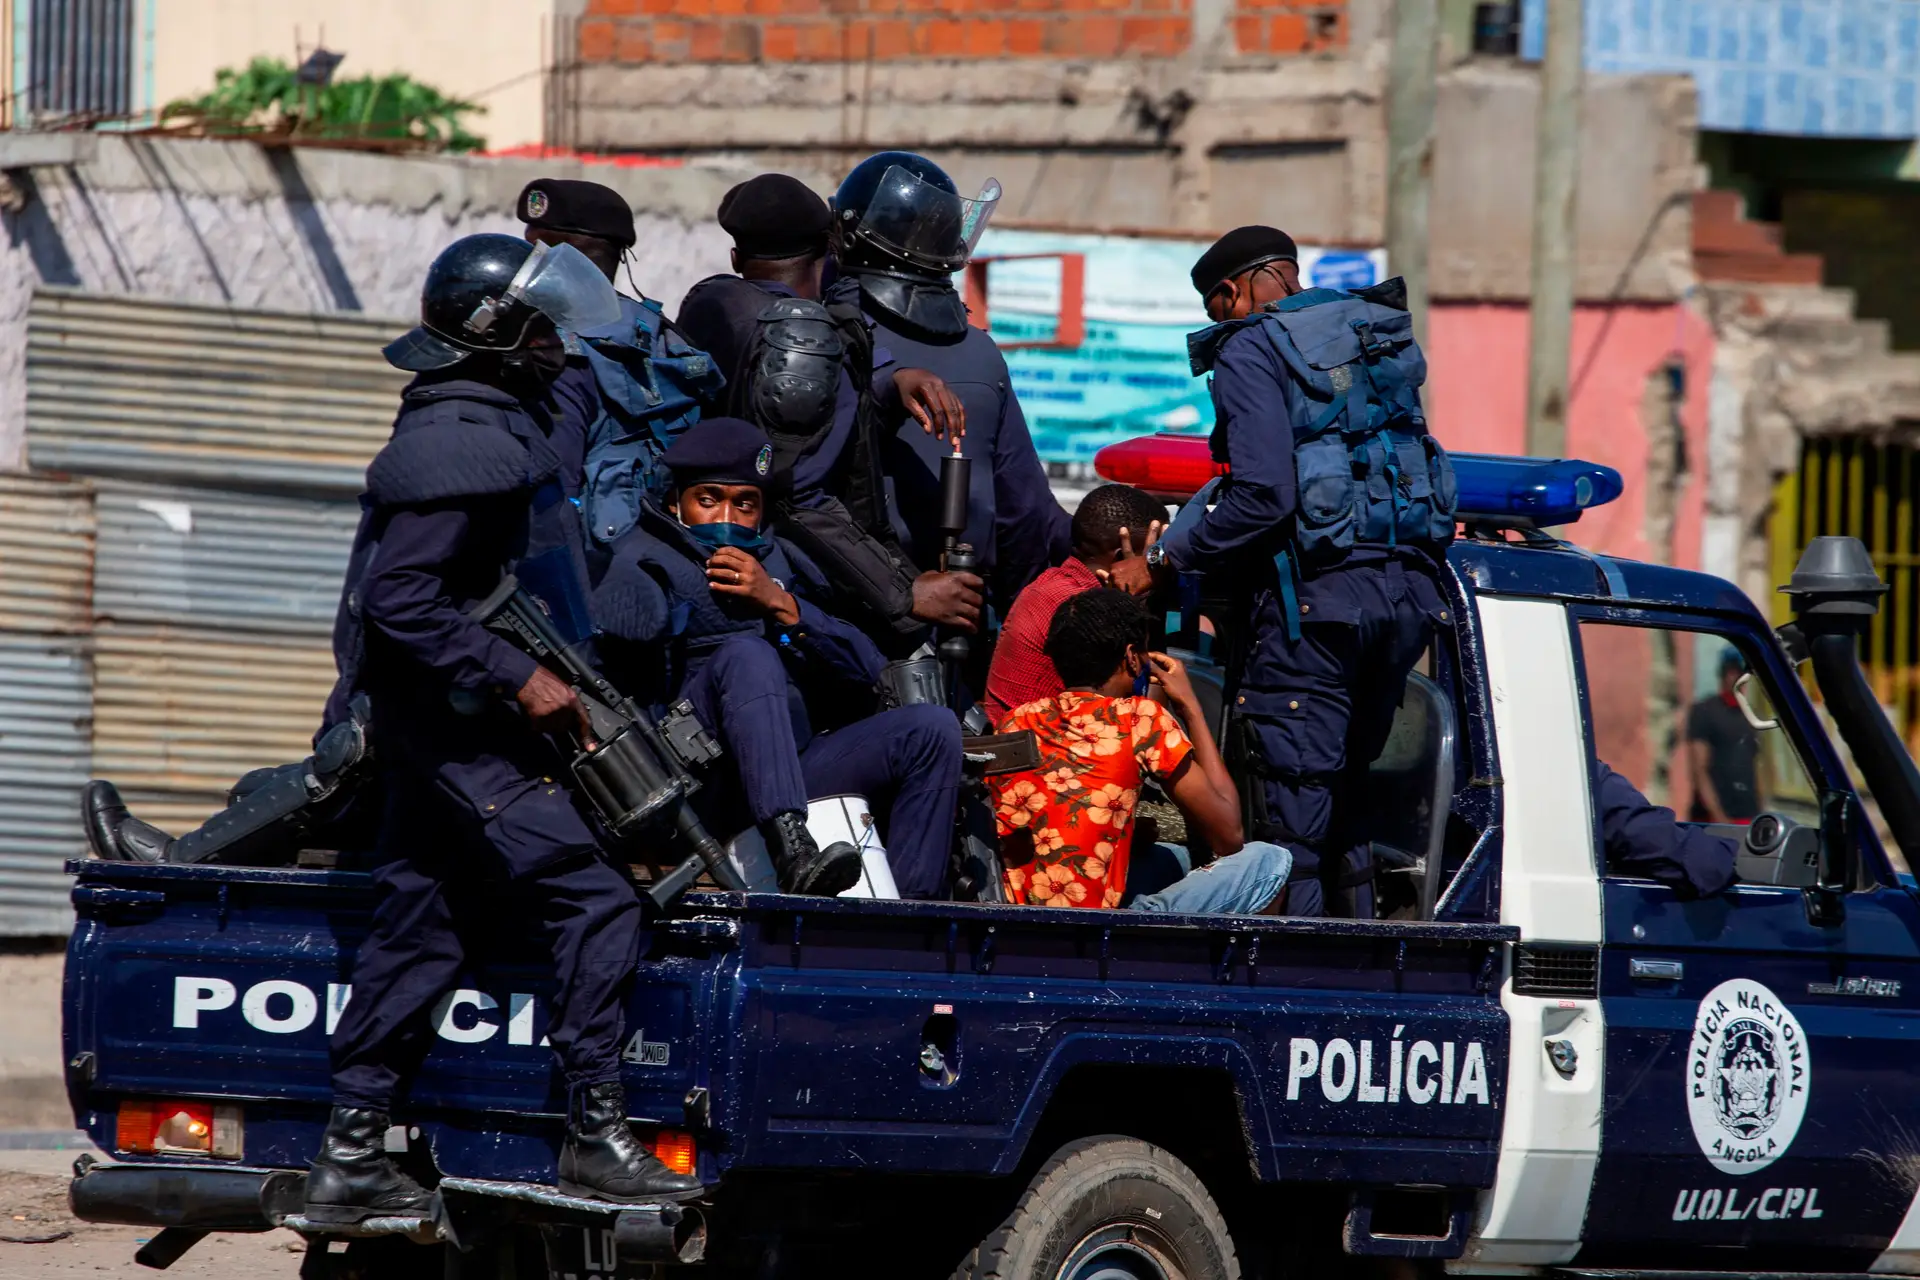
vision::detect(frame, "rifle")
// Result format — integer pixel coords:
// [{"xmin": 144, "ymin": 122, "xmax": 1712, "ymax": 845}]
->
[{"xmin": 470, "ymin": 575, "xmax": 739, "ymax": 908}]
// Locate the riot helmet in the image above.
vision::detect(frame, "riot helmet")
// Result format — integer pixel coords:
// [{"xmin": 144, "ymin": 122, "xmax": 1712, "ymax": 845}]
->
[
  {"xmin": 831, "ymin": 152, "xmax": 1001, "ymax": 278},
  {"xmin": 384, "ymin": 234, "xmax": 623, "ymax": 372}
]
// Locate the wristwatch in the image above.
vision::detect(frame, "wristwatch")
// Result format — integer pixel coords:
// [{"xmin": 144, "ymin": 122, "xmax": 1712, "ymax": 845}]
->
[{"xmin": 1144, "ymin": 541, "xmax": 1169, "ymax": 571}]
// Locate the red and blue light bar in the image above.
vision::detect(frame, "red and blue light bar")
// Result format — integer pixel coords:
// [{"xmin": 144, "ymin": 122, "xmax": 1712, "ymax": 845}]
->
[{"xmin": 1091, "ymin": 434, "xmax": 1622, "ymax": 528}]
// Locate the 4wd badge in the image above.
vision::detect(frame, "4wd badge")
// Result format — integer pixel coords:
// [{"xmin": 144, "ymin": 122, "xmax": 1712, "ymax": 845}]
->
[{"xmin": 1687, "ymin": 978, "xmax": 1810, "ymax": 1174}]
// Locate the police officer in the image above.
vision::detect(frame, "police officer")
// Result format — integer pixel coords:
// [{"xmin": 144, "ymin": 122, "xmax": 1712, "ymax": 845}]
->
[
  {"xmin": 517, "ymin": 178, "xmax": 727, "ymax": 546},
  {"xmin": 830, "ymin": 152, "xmax": 1071, "ymax": 612},
  {"xmin": 302, "ymin": 234, "xmax": 700, "ymax": 1224},
  {"xmin": 1109, "ymin": 226, "xmax": 1454, "ymax": 918},
  {"xmin": 676, "ymin": 173, "xmax": 983, "ymax": 653},
  {"xmin": 1596, "ymin": 761, "xmax": 1737, "ymax": 898},
  {"xmin": 594, "ymin": 417, "xmax": 964, "ymax": 898}
]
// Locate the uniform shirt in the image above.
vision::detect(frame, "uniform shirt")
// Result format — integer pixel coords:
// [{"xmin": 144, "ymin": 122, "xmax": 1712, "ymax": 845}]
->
[
  {"xmin": 993, "ymin": 691, "xmax": 1192, "ymax": 908},
  {"xmin": 982, "ymin": 557, "xmax": 1100, "ymax": 724},
  {"xmin": 869, "ymin": 317, "xmax": 1071, "ymax": 609},
  {"xmin": 1158, "ymin": 323, "xmax": 1438, "ymax": 624},
  {"xmin": 1685, "ymin": 693, "xmax": 1762, "ymax": 820},
  {"xmin": 1595, "ymin": 761, "xmax": 1738, "ymax": 898}
]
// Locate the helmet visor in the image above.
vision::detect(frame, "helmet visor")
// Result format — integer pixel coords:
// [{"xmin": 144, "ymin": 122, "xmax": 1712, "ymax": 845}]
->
[
  {"xmin": 854, "ymin": 166, "xmax": 1002, "ymax": 273},
  {"xmin": 502, "ymin": 240, "xmax": 622, "ymax": 335},
  {"xmin": 384, "ymin": 326, "xmax": 471, "ymax": 372}
]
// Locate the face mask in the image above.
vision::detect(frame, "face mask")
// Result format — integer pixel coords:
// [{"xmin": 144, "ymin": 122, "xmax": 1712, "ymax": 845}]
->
[
  {"xmin": 684, "ymin": 520, "xmax": 770, "ymax": 557},
  {"xmin": 1132, "ymin": 665, "xmax": 1151, "ymax": 698}
]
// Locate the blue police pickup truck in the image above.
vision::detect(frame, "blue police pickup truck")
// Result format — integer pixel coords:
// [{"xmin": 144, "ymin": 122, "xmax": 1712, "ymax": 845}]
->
[{"xmin": 57, "ymin": 447, "xmax": 1920, "ymax": 1280}]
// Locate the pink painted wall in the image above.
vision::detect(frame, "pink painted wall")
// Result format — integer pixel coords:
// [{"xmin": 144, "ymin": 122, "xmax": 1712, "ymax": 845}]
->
[{"xmin": 1424, "ymin": 301, "xmax": 1718, "ymax": 794}]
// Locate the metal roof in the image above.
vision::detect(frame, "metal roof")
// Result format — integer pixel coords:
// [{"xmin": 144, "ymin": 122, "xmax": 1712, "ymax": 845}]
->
[
  {"xmin": 90, "ymin": 625, "xmax": 336, "ymax": 797},
  {"xmin": 0, "ymin": 634, "xmax": 90, "ymax": 936},
  {"xmin": 93, "ymin": 482, "xmax": 359, "ymax": 635},
  {"xmin": 25, "ymin": 288, "xmax": 409, "ymax": 495},
  {"xmin": 0, "ymin": 473, "xmax": 93, "ymax": 634}
]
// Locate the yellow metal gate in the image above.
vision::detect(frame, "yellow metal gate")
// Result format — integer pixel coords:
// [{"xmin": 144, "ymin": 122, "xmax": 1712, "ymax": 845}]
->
[{"xmin": 1771, "ymin": 436, "xmax": 1920, "ymax": 753}]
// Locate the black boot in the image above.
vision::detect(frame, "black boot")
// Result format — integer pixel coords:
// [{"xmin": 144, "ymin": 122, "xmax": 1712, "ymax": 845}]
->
[
  {"xmin": 302, "ymin": 1106, "xmax": 433, "ymax": 1225},
  {"xmin": 82, "ymin": 781, "xmax": 173, "ymax": 863},
  {"xmin": 558, "ymin": 1082, "xmax": 703, "ymax": 1203},
  {"xmin": 765, "ymin": 812, "xmax": 862, "ymax": 896}
]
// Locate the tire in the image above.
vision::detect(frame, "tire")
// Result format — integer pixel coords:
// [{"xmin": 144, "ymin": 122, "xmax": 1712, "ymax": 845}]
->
[{"xmin": 954, "ymin": 1136, "xmax": 1240, "ymax": 1280}]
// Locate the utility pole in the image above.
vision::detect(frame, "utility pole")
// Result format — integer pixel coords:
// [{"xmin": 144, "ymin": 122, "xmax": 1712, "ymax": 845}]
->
[
  {"xmin": 1526, "ymin": 0, "xmax": 1583, "ymax": 458},
  {"xmin": 1385, "ymin": 0, "xmax": 1438, "ymax": 345}
]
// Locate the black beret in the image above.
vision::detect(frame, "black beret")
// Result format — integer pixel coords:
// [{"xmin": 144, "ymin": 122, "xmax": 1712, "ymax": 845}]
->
[
  {"xmin": 662, "ymin": 417, "xmax": 777, "ymax": 489},
  {"xmin": 1190, "ymin": 225, "xmax": 1299, "ymax": 297},
  {"xmin": 516, "ymin": 179, "xmax": 636, "ymax": 249},
  {"xmin": 717, "ymin": 173, "xmax": 831, "ymax": 259}
]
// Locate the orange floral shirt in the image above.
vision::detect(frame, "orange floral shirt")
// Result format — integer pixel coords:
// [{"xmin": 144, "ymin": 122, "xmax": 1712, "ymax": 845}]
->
[{"xmin": 992, "ymin": 691, "xmax": 1193, "ymax": 908}]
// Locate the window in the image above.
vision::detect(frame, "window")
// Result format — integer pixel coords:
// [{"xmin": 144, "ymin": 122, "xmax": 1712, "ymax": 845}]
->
[
  {"xmin": 29, "ymin": 0, "xmax": 136, "ymax": 124},
  {"xmin": 1576, "ymin": 620, "xmax": 1819, "ymax": 830}
]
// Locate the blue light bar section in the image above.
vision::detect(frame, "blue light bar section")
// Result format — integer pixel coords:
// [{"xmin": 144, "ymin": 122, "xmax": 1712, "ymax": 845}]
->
[{"xmin": 1452, "ymin": 454, "xmax": 1623, "ymax": 527}]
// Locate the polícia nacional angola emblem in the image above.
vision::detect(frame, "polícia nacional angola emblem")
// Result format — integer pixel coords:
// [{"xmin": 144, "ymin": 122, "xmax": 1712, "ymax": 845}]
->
[{"xmin": 1686, "ymin": 978, "xmax": 1810, "ymax": 1174}]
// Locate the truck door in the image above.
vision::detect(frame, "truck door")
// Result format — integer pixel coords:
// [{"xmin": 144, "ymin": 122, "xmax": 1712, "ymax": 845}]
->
[{"xmin": 1570, "ymin": 611, "xmax": 1920, "ymax": 1272}]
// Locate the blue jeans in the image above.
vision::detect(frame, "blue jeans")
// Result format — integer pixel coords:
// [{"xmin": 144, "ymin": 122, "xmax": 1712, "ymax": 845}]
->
[{"xmin": 1128, "ymin": 841, "xmax": 1293, "ymax": 916}]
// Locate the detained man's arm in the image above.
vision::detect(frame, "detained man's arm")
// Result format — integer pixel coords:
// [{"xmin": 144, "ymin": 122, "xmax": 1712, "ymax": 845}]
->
[
  {"xmin": 1151, "ymin": 652, "xmax": 1244, "ymax": 854},
  {"xmin": 1159, "ymin": 335, "xmax": 1298, "ymax": 576}
]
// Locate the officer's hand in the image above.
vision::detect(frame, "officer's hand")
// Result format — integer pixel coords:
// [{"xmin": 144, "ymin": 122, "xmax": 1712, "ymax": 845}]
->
[
  {"xmin": 707, "ymin": 547, "xmax": 800, "ymax": 625},
  {"xmin": 517, "ymin": 666, "xmax": 597, "ymax": 749},
  {"xmin": 1097, "ymin": 522, "xmax": 1165, "ymax": 597},
  {"xmin": 894, "ymin": 369, "xmax": 966, "ymax": 445},
  {"xmin": 911, "ymin": 569, "xmax": 984, "ymax": 631}
]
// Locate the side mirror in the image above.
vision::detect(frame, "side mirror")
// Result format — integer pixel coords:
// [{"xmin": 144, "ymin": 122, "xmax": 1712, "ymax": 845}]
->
[{"xmin": 1806, "ymin": 789, "xmax": 1858, "ymax": 926}]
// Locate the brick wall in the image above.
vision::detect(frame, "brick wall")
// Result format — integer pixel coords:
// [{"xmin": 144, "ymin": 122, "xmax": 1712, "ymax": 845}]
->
[{"xmin": 577, "ymin": 0, "xmax": 1346, "ymax": 64}]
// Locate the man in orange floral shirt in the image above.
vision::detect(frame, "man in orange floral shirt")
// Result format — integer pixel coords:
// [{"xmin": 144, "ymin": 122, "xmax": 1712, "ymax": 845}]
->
[{"xmin": 993, "ymin": 588, "xmax": 1292, "ymax": 914}]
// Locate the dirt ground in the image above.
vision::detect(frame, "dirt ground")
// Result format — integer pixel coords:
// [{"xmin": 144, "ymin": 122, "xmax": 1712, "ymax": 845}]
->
[{"xmin": 0, "ymin": 1150, "xmax": 306, "ymax": 1279}]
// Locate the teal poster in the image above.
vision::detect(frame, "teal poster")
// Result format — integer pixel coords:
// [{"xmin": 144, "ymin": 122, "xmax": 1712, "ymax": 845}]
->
[{"xmin": 972, "ymin": 229, "xmax": 1387, "ymax": 465}]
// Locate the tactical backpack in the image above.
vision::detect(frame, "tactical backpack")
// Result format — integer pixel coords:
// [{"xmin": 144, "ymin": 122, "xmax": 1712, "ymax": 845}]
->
[
  {"xmin": 579, "ymin": 298, "xmax": 725, "ymax": 545},
  {"xmin": 1190, "ymin": 282, "xmax": 1457, "ymax": 638}
]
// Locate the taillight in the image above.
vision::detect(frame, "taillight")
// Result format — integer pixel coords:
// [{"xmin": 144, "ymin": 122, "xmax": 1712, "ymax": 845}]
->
[
  {"xmin": 1092, "ymin": 434, "xmax": 1224, "ymax": 501},
  {"xmin": 650, "ymin": 1129, "xmax": 696, "ymax": 1177},
  {"xmin": 117, "ymin": 1099, "xmax": 243, "ymax": 1158}
]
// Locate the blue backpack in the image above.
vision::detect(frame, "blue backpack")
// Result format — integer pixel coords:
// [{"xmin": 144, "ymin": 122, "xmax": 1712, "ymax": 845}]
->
[
  {"xmin": 575, "ymin": 296, "xmax": 727, "ymax": 545},
  {"xmin": 1190, "ymin": 284, "xmax": 1457, "ymax": 638}
]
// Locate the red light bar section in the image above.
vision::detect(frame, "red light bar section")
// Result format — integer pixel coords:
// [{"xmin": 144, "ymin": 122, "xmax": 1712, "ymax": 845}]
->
[{"xmin": 1092, "ymin": 434, "xmax": 1225, "ymax": 501}]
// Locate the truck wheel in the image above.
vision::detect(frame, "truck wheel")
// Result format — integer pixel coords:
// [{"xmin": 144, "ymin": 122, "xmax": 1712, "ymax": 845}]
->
[{"xmin": 957, "ymin": 1135, "xmax": 1239, "ymax": 1280}]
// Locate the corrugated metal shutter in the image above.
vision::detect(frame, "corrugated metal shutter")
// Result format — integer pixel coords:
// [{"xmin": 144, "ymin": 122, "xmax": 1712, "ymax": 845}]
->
[
  {"xmin": 26, "ymin": 288, "xmax": 410, "ymax": 495},
  {"xmin": 0, "ymin": 473, "xmax": 93, "ymax": 633},
  {"xmin": 0, "ymin": 635, "xmax": 90, "ymax": 936},
  {"xmin": 94, "ymin": 482, "xmax": 359, "ymax": 635},
  {"xmin": 91, "ymin": 627, "xmax": 335, "ymax": 823}
]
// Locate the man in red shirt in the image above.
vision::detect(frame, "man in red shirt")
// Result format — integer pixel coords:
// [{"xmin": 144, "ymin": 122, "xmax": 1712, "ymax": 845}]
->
[
  {"xmin": 984, "ymin": 484, "xmax": 1171, "ymax": 724},
  {"xmin": 993, "ymin": 588, "xmax": 1291, "ymax": 914}
]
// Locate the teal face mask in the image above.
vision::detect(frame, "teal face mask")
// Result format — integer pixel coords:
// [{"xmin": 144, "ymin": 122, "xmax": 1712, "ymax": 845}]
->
[{"xmin": 684, "ymin": 520, "xmax": 771, "ymax": 557}]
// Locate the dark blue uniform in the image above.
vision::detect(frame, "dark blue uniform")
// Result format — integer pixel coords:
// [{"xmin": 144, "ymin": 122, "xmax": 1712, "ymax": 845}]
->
[
  {"xmin": 1161, "ymin": 325, "xmax": 1449, "ymax": 919},
  {"xmin": 1595, "ymin": 761, "xmax": 1738, "ymax": 898},
  {"xmin": 594, "ymin": 499, "xmax": 961, "ymax": 898},
  {"xmin": 327, "ymin": 373, "xmax": 642, "ymax": 1112},
  {"xmin": 866, "ymin": 314, "xmax": 1070, "ymax": 611}
]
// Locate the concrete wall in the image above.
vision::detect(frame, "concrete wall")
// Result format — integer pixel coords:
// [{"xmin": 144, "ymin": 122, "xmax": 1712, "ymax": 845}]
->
[
  {"xmin": 0, "ymin": 134, "xmax": 754, "ymax": 468},
  {"xmin": 152, "ymin": 0, "xmax": 558, "ymax": 152},
  {"xmin": 1428, "ymin": 298, "xmax": 1716, "ymax": 793},
  {"xmin": 560, "ymin": 0, "xmax": 1696, "ymax": 301}
]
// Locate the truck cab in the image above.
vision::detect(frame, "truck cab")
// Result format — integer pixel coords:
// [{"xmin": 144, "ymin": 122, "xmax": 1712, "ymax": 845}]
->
[{"xmin": 58, "ymin": 443, "xmax": 1920, "ymax": 1280}]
